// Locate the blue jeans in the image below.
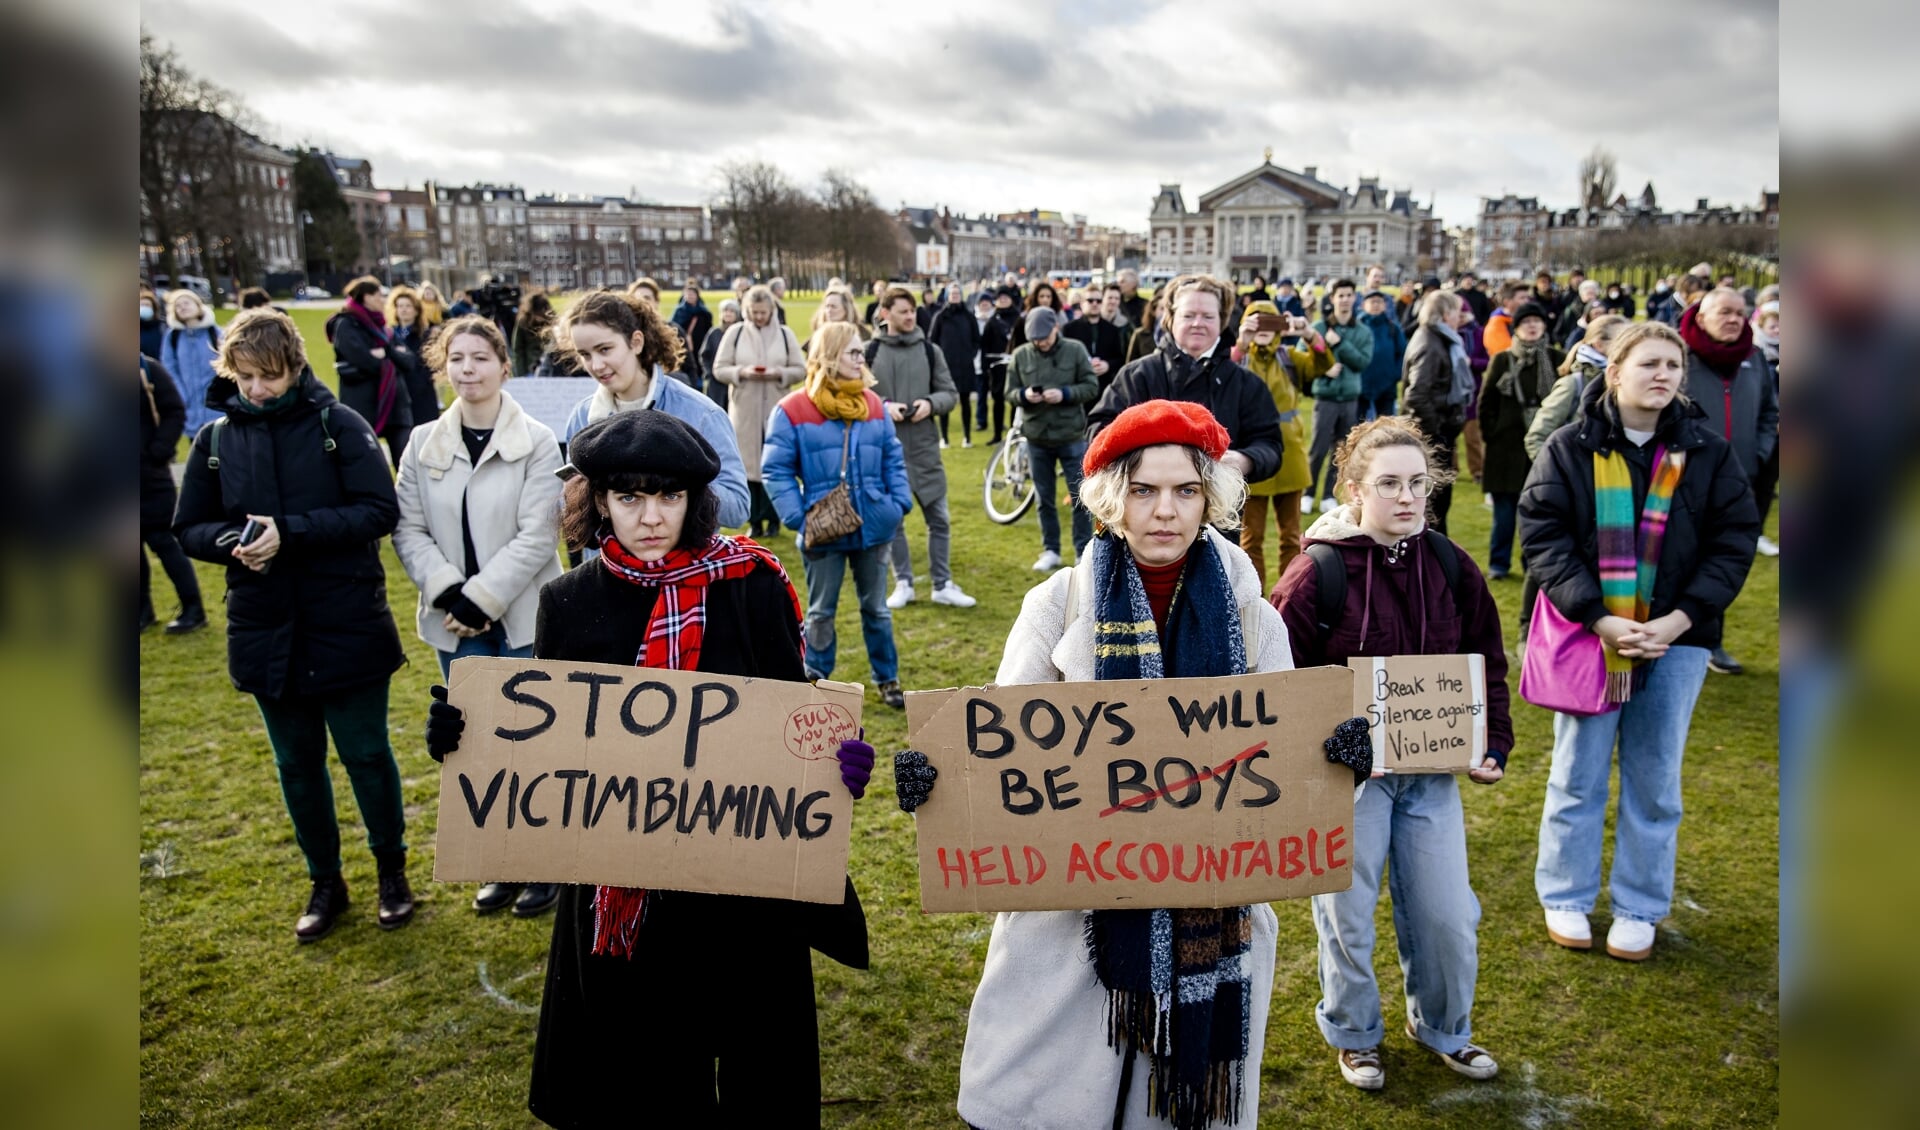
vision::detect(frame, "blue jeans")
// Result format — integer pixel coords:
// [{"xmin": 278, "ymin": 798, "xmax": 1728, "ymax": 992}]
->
[
  {"xmin": 1312, "ymin": 773, "xmax": 1481, "ymax": 1054},
  {"xmin": 1363, "ymin": 389, "xmax": 1397, "ymax": 421},
  {"xmin": 436, "ymin": 623, "xmax": 535, "ymax": 680},
  {"xmin": 1489, "ymin": 491, "xmax": 1519, "ymax": 573},
  {"xmin": 1026, "ymin": 440, "xmax": 1090, "ymax": 557},
  {"xmin": 1535, "ymin": 645, "xmax": 1710, "ymax": 923},
  {"xmin": 801, "ymin": 543, "xmax": 898, "ymax": 685}
]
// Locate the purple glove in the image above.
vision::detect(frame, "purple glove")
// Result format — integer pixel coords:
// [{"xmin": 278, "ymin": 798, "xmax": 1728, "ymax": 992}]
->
[{"xmin": 836, "ymin": 728, "xmax": 875, "ymax": 799}]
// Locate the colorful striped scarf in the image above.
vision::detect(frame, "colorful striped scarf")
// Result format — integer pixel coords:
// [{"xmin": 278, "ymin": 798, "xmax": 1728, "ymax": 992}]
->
[
  {"xmin": 1594, "ymin": 443, "xmax": 1686, "ymax": 703},
  {"xmin": 589, "ymin": 531, "xmax": 804, "ymax": 958},
  {"xmin": 1086, "ymin": 531, "xmax": 1253, "ymax": 1130}
]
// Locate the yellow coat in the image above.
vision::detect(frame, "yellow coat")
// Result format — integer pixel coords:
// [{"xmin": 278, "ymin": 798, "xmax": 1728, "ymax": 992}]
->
[{"xmin": 1238, "ymin": 336, "xmax": 1329, "ymax": 496}]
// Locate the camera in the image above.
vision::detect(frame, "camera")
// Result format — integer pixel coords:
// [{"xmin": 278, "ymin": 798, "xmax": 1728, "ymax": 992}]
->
[{"xmin": 473, "ymin": 275, "xmax": 521, "ymax": 323}]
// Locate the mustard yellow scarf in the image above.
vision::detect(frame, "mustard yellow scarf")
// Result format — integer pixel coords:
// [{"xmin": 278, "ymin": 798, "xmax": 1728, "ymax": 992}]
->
[{"xmin": 806, "ymin": 369, "xmax": 872, "ymax": 421}]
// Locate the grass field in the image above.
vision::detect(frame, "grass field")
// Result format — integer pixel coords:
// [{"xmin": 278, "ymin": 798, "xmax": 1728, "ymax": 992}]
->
[{"xmin": 141, "ymin": 303, "xmax": 1778, "ymax": 1126}]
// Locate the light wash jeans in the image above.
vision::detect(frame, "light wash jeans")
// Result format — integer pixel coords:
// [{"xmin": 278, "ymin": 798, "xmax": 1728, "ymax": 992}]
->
[
  {"xmin": 801, "ymin": 543, "xmax": 898, "ymax": 685},
  {"xmin": 889, "ymin": 492, "xmax": 952, "ymax": 590},
  {"xmin": 436, "ymin": 623, "xmax": 535, "ymax": 680},
  {"xmin": 1312, "ymin": 773, "xmax": 1481, "ymax": 1055},
  {"xmin": 1535, "ymin": 645, "xmax": 1710, "ymax": 924}
]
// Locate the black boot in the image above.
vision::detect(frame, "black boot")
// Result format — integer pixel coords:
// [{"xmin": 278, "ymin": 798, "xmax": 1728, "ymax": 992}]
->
[
  {"xmin": 295, "ymin": 875, "xmax": 350, "ymax": 943},
  {"xmin": 1708, "ymin": 647, "xmax": 1745, "ymax": 675},
  {"xmin": 513, "ymin": 883, "xmax": 561, "ymax": 917},
  {"xmin": 165, "ymin": 605, "xmax": 207, "ymax": 635},
  {"xmin": 473, "ymin": 882, "xmax": 522, "ymax": 914},
  {"xmin": 376, "ymin": 864, "xmax": 416, "ymax": 930},
  {"xmin": 140, "ymin": 603, "xmax": 157, "ymax": 632}
]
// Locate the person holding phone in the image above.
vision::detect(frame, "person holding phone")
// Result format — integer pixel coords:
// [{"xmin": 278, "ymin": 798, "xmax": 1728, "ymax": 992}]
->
[
  {"xmin": 173, "ymin": 309, "xmax": 412, "ymax": 942},
  {"xmin": 713, "ymin": 284, "xmax": 805, "ymax": 538}
]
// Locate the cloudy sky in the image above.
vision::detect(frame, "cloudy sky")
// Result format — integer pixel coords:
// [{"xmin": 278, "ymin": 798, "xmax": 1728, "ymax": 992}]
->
[{"xmin": 146, "ymin": 0, "xmax": 1778, "ymax": 231}]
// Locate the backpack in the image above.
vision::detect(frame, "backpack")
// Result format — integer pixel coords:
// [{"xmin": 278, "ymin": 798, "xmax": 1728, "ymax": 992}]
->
[
  {"xmin": 166, "ymin": 323, "xmax": 220, "ymax": 357},
  {"xmin": 205, "ymin": 405, "xmax": 337, "ymax": 470},
  {"xmin": 1304, "ymin": 529, "xmax": 1464, "ymax": 635}
]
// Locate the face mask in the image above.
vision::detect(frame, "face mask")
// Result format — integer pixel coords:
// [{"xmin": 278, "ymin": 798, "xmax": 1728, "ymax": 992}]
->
[{"xmin": 140, "ymin": 303, "xmax": 154, "ymax": 320}]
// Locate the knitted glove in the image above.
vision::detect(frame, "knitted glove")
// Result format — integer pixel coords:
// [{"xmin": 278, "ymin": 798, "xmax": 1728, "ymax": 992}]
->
[
  {"xmin": 431, "ymin": 584, "xmax": 463, "ymax": 611},
  {"xmin": 837, "ymin": 728, "xmax": 875, "ymax": 800},
  {"xmin": 445, "ymin": 594, "xmax": 491, "ymax": 631},
  {"xmin": 426, "ymin": 685, "xmax": 465, "ymax": 763},
  {"xmin": 1324, "ymin": 717, "xmax": 1373, "ymax": 787},
  {"xmin": 894, "ymin": 749, "xmax": 938, "ymax": 814}
]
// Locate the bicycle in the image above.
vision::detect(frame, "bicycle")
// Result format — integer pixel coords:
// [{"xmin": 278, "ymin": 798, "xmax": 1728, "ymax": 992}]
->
[{"xmin": 983, "ymin": 407, "xmax": 1036, "ymax": 524}]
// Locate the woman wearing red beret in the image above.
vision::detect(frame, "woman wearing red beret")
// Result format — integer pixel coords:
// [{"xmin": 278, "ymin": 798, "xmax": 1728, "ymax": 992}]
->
[{"xmin": 899, "ymin": 401, "xmax": 1343, "ymax": 1129}]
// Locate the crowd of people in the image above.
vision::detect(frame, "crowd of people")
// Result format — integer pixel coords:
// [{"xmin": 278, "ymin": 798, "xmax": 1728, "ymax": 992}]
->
[{"xmin": 138, "ymin": 254, "xmax": 1776, "ymax": 1127}]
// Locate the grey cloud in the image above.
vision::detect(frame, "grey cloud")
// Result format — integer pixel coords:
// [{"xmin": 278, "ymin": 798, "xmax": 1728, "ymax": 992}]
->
[
  {"xmin": 143, "ymin": 0, "xmax": 332, "ymax": 90},
  {"xmin": 1262, "ymin": 24, "xmax": 1475, "ymax": 97}
]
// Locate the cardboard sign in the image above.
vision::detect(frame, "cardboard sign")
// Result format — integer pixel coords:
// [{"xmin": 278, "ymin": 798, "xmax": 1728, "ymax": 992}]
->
[
  {"xmin": 434, "ymin": 656, "xmax": 863, "ymax": 904},
  {"xmin": 1348, "ymin": 654, "xmax": 1487, "ymax": 774},
  {"xmin": 505, "ymin": 377, "xmax": 595, "ymax": 438},
  {"xmin": 904, "ymin": 667, "xmax": 1357, "ymax": 913}
]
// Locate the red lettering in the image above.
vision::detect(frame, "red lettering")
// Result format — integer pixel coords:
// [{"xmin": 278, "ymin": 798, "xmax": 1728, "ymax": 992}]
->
[
  {"xmin": 1068, "ymin": 843, "xmax": 1096, "ymax": 882},
  {"xmin": 1248, "ymin": 839, "xmax": 1273, "ymax": 876},
  {"xmin": 937, "ymin": 848, "xmax": 969, "ymax": 889},
  {"xmin": 1308, "ymin": 827, "xmax": 1325, "ymax": 876},
  {"xmin": 1023, "ymin": 846, "xmax": 1048, "ymax": 884},
  {"xmin": 1093, "ymin": 840, "xmax": 1118, "ymax": 880},
  {"xmin": 1280, "ymin": 836, "xmax": 1305, "ymax": 879},
  {"xmin": 1000, "ymin": 845, "xmax": 1022, "ymax": 886},
  {"xmin": 1325, "ymin": 825, "xmax": 1349, "ymax": 871},
  {"xmin": 1115, "ymin": 842, "xmax": 1139, "ymax": 880},
  {"xmin": 1140, "ymin": 843, "xmax": 1170, "ymax": 882},
  {"xmin": 1204, "ymin": 844, "xmax": 1230, "ymax": 883},
  {"xmin": 1172, "ymin": 844, "xmax": 1205, "ymax": 882},
  {"xmin": 1230, "ymin": 841, "xmax": 1255, "ymax": 877},
  {"xmin": 971, "ymin": 846, "xmax": 1004, "ymax": 886}
]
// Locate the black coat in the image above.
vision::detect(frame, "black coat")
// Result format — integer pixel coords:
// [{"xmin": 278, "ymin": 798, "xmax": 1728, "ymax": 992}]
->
[
  {"xmin": 926, "ymin": 303, "xmax": 982, "ymax": 392},
  {"xmin": 1401, "ymin": 327, "xmax": 1466, "ymax": 443},
  {"xmin": 1519, "ymin": 378, "xmax": 1759, "ymax": 651},
  {"xmin": 141, "ymin": 355, "xmax": 186, "ymax": 529},
  {"xmin": 1087, "ymin": 342, "xmax": 1285, "ymax": 482},
  {"xmin": 1477, "ymin": 345, "xmax": 1565, "ymax": 494},
  {"xmin": 173, "ymin": 370, "xmax": 404, "ymax": 700},
  {"xmin": 329, "ymin": 310, "xmax": 412, "ymax": 436},
  {"xmin": 527, "ymin": 557, "xmax": 868, "ymax": 1129},
  {"xmin": 1062, "ymin": 316, "xmax": 1128, "ymax": 389},
  {"xmin": 981, "ymin": 311, "xmax": 1014, "ymax": 390}
]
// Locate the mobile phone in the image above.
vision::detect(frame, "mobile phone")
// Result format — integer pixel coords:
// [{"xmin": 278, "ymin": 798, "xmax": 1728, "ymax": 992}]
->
[
  {"xmin": 240, "ymin": 518, "xmax": 265, "ymax": 546},
  {"xmin": 1252, "ymin": 313, "xmax": 1288, "ymax": 334}
]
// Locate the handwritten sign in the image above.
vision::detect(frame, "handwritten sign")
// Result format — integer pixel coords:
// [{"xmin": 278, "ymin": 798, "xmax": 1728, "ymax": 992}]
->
[
  {"xmin": 1348, "ymin": 654, "xmax": 1486, "ymax": 774},
  {"xmin": 904, "ymin": 667, "xmax": 1356, "ymax": 913},
  {"xmin": 506, "ymin": 377, "xmax": 595, "ymax": 438},
  {"xmin": 434, "ymin": 656, "xmax": 863, "ymax": 904}
]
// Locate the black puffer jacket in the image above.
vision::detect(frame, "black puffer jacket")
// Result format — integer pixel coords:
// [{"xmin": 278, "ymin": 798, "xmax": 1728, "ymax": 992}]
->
[
  {"xmin": 1086, "ymin": 341, "xmax": 1284, "ymax": 482},
  {"xmin": 1519, "ymin": 377, "xmax": 1759, "ymax": 651},
  {"xmin": 926, "ymin": 303, "xmax": 982, "ymax": 390},
  {"xmin": 174, "ymin": 369, "xmax": 405, "ymax": 699},
  {"xmin": 141, "ymin": 355, "xmax": 186, "ymax": 528}
]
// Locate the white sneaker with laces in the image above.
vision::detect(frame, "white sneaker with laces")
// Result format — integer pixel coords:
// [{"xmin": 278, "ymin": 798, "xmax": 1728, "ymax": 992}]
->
[
  {"xmin": 1606, "ymin": 918, "xmax": 1656, "ymax": 961},
  {"xmin": 886, "ymin": 581, "xmax": 914, "ymax": 609},
  {"xmin": 1033, "ymin": 549, "xmax": 1062, "ymax": 572},
  {"xmin": 1757, "ymin": 535, "xmax": 1779, "ymax": 557},
  {"xmin": 1544, "ymin": 909, "xmax": 1592, "ymax": 949},
  {"xmin": 931, "ymin": 581, "xmax": 977, "ymax": 608}
]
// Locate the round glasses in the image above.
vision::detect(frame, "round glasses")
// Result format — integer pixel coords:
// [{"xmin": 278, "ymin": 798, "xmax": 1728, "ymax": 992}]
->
[{"xmin": 1359, "ymin": 475, "xmax": 1435, "ymax": 499}]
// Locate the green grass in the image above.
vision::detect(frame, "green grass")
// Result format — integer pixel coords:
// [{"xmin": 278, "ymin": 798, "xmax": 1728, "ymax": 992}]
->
[{"xmin": 143, "ymin": 328, "xmax": 1778, "ymax": 1126}]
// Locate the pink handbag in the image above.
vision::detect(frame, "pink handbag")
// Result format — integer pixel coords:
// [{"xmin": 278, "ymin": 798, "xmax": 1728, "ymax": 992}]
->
[{"xmin": 1519, "ymin": 590, "xmax": 1618, "ymax": 716}]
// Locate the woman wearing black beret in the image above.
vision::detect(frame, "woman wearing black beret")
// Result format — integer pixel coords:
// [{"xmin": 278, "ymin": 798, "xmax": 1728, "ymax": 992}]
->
[{"xmin": 426, "ymin": 410, "xmax": 874, "ymax": 1127}]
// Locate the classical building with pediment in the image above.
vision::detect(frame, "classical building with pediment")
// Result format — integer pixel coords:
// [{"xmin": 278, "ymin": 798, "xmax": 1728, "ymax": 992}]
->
[{"xmin": 1148, "ymin": 157, "xmax": 1445, "ymax": 283}]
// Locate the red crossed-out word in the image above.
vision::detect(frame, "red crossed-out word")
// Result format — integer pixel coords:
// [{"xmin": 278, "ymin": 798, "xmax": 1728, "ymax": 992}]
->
[{"xmin": 1096, "ymin": 740, "xmax": 1270, "ymax": 818}]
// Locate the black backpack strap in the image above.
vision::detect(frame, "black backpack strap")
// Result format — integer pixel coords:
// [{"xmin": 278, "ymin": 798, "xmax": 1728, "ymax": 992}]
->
[
  {"xmin": 923, "ymin": 339, "xmax": 938, "ymax": 377},
  {"xmin": 318, "ymin": 405, "xmax": 337, "ymax": 455},
  {"xmin": 1305, "ymin": 542, "xmax": 1346, "ymax": 633},
  {"xmin": 1423, "ymin": 528, "xmax": 1466, "ymax": 619},
  {"xmin": 863, "ymin": 340, "xmax": 880, "ymax": 368}
]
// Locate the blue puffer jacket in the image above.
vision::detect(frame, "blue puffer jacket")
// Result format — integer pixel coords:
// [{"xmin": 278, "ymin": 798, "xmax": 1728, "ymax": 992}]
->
[
  {"xmin": 161, "ymin": 318, "xmax": 224, "ymax": 436},
  {"xmin": 1357, "ymin": 309, "xmax": 1407, "ymax": 398},
  {"xmin": 761, "ymin": 388, "xmax": 912, "ymax": 553}
]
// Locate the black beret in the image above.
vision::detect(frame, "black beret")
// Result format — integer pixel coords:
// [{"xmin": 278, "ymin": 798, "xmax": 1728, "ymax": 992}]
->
[{"xmin": 563, "ymin": 410, "xmax": 720, "ymax": 486}]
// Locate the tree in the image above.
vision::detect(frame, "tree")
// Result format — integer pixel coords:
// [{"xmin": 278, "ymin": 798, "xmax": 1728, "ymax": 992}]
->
[
  {"xmin": 714, "ymin": 160, "xmax": 812, "ymax": 277},
  {"xmin": 815, "ymin": 170, "xmax": 908, "ymax": 282},
  {"xmin": 292, "ymin": 149, "xmax": 360, "ymax": 278},
  {"xmin": 139, "ymin": 31, "xmax": 265, "ymax": 286},
  {"xmin": 1578, "ymin": 145, "xmax": 1618, "ymax": 213}
]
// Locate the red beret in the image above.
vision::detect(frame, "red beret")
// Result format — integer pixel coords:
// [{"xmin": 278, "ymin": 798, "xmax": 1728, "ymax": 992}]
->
[{"xmin": 1083, "ymin": 399, "xmax": 1232, "ymax": 476}]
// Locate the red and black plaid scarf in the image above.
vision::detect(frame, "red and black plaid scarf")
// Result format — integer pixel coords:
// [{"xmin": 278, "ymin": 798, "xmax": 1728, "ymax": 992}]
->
[{"xmin": 588, "ymin": 531, "xmax": 804, "ymax": 957}]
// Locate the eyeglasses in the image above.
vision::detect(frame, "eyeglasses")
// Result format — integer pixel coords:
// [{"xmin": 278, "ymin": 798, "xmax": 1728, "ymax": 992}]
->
[{"xmin": 1359, "ymin": 475, "xmax": 1435, "ymax": 499}]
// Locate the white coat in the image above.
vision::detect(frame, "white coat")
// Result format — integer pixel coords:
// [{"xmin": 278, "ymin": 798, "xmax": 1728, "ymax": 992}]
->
[
  {"xmin": 711, "ymin": 317, "xmax": 804, "ymax": 480},
  {"xmin": 955, "ymin": 527, "xmax": 1291, "ymax": 1130},
  {"xmin": 393, "ymin": 389, "xmax": 563, "ymax": 653}
]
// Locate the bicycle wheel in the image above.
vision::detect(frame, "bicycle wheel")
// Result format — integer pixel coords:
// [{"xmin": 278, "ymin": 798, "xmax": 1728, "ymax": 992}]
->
[{"xmin": 983, "ymin": 434, "xmax": 1036, "ymax": 524}]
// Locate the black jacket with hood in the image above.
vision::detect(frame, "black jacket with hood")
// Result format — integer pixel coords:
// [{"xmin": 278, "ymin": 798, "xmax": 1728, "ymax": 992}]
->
[
  {"xmin": 1519, "ymin": 376, "xmax": 1759, "ymax": 651},
  {"xmin": 173, "ymin": 368, "xmax": 405, "ymax": 699},
  {"xmin": 1086, "ymin": 340, "xmax": 1285, "ymax": 482}
]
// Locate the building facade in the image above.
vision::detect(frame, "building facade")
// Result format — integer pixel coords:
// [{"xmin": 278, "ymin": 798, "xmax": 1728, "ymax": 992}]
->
[
  {"xmin": 382, "ymin": 188, "xmax": 438, "ymax": 285},
  {"xmin": 238, "ymin": 135, "xmax": 302, "ymax": 277},
  {"xmin": 1149, "ymin": 159, "xmax": 1442, "ymax": 283},
  {"xmin": 425, "ymin": 182, "xmax": 532, "ymax": 290},
  {"xmin": 525, "ymin": 196, "xmax": 717, "ymax": 292}
]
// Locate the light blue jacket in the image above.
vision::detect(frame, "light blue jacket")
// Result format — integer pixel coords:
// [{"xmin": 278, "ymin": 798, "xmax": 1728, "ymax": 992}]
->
[
  {"xmin": 562, "ymin": 372, "xmax": 751, "ymax": 529},
  {"xmin": 162, "ymin": 323, "xmax": 223, "ymax": 436}
]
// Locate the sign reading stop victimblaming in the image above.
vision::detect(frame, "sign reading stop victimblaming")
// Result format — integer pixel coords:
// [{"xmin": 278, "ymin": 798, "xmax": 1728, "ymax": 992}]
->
[
  {"xmin": 434, "ymin": 657, "xmax": 864, "ymax": 904},
  {"xmin": 904, "ymin": 666, "xmax": 1357, "ymax": 913},
  {"xmin": 1348, "ymin": 654, "xmax": 1486, "ymax": 774}
]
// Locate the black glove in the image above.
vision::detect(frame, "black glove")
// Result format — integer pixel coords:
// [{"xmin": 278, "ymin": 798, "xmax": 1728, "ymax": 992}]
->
[
  {"xmin": 446, "ymin": 594, "xmax": 491, "ymax": 631},
  {"xmin": 894, "ymin": 750, "xmax": 938, "ymax": 814},
  {"xmin": 1324, "ymin": 717, "xmax": 1373, "ymax": 787},
  {"xmin": 426, "ymin": 684, "xmax": 465, "ymax": 763},
  {"xmin": 431, "ymin": 584, "xmax": 463, "ymax": 611}
]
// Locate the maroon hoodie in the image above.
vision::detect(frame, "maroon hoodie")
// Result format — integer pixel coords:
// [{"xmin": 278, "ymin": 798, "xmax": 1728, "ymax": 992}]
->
[{"xmin": 1270, "ymin": 504, "xmax": 1514, "ymax": 760}]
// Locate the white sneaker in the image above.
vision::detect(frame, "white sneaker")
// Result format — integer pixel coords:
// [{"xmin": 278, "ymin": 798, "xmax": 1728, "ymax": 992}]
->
[
  {"xmin": 1319, "ymin": 496, "xmax": 1337, "ymax": 513},
  {"xmin": 962, "ymin": 438, "xmax": 973, "ymax": 449},
  {"xmin": 1033, "ymin": 549, "xmax": 1062, "ymax": 572},
  {"xmin": 931, "ymin": 581, "xmax": 977, "ymax": 608},
  {"xmin": 1338, "ymin": 1047, "xmax": 1384, "ymax": 1091},
  {"xmin": 1300, "ymin": 495, "xmax": 1315, "ymax": 514},
  {"xmin": 1756, "ymin": 535, "xmax": 1779, "ymax": 557},
  {"xmin": 939, "ymin": 438, "xmax": 950, "ymax": 450},
  {"xmin": 1482, "ymin": 492, "xmax": 1494, "ymax": 509},
  {"xmin": 1544, "ymin": 909, "xmax": 1592, "ymax": 950},
  {"xmin": 886, "ymin": 581, "xmax": 914, "ymax": 609},
  {"xmin": 1606, "ymin": 918, "xmax": 1656, "ymax": 961}
]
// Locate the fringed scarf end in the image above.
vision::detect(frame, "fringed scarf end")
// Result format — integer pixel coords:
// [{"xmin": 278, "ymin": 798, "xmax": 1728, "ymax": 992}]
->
[{"xmin": 589, "ymin": 885, "xmax": 648, "ymax": 959}]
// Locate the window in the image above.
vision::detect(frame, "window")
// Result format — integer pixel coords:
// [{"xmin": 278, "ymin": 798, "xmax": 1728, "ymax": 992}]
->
[
  {"xmin": 1250, "ymin": 218, "xmax": 1265, "ymax": 254},
  {"xmin": 438, "ymin": 206, "xmax": 451, "ymax": 226}
]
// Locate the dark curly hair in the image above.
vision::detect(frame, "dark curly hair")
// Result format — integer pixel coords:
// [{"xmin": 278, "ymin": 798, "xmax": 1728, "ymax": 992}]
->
[
  {"xmin": 555, "ymin": 289, "xmax": 686, "ymax": 375},
  {"xmin": 558, "ymin": 471, "xmax": 720, "ymax": 553}
]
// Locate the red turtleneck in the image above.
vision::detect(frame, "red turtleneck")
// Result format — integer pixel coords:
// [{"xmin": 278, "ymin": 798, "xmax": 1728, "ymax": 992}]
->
[{"xmin": 1136, "ymin": 555, "xmax": 1186, "ymax": 635}]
